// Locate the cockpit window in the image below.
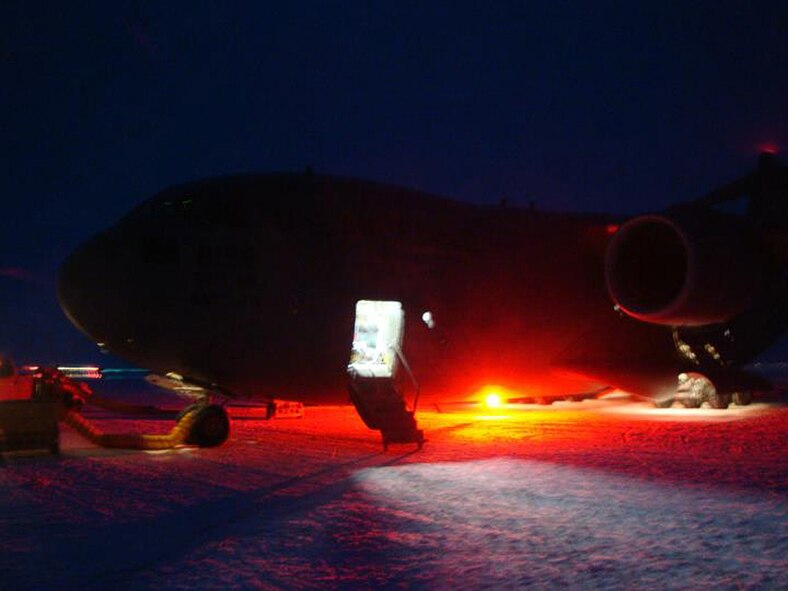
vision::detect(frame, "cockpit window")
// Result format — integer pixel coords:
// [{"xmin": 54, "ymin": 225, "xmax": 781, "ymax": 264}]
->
[
  {"xmin": 121, "ymin": 174, "xmax": 320, "ymax": 235},
  {"xmin": 122, "ymin": 185, "xmax": 199, "ymax": 222}
]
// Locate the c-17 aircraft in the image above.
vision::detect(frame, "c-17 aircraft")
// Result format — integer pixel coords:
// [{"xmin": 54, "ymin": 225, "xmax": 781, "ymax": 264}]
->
[{"xmin": 57, "ymin": 153, "xmax": 787, "ymax": 447}]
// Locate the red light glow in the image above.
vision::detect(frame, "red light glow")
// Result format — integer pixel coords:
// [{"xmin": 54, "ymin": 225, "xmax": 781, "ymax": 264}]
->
[
  {"xmin": 484, "ymin": 392, "xmax": 502, "ymax": 409},
  {"xmin": 758, "ymin": 143, "xmax": 779, "ymax": 155},
  {"xmin": 476, "ymin": 385, "xmax": 520, "ymax": 416}
]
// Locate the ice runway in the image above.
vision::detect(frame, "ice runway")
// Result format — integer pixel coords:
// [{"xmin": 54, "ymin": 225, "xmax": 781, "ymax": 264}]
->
[{"xmin": 1, "ymin": 397, "xmax": 786, "ymax": 590}]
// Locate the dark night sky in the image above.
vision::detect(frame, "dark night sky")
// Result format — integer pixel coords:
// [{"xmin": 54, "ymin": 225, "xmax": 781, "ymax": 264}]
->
[{"xmin": 2, "ymin": 1, "xmax": 787, "ymax": 363}]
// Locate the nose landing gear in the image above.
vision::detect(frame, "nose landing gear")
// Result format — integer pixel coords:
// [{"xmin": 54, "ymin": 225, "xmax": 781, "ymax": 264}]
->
[{"xmin": 185, "ymin": 404, "xmax": 230, "ymax": 447}]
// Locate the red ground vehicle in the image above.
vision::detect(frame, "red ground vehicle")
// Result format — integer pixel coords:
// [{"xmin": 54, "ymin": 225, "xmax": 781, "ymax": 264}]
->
[
  {"xmin": 0, "ymin": 356, "xmax": 35, "ymax": 401},
  {"xmin": 0, "ymin": 356, "xmax": 91, "ymax": 407}
]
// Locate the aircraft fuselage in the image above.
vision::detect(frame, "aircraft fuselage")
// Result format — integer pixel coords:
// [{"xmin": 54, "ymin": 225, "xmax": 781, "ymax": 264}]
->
[{"xmin": 61, "ymin": 171, "xmax": 782, "ymax": 406}]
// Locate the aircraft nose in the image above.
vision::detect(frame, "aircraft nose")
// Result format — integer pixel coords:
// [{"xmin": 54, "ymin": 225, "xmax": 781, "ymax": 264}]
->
[{"xmin": 58, "ymin": 232, "xmax": 127, "ymax": 344}]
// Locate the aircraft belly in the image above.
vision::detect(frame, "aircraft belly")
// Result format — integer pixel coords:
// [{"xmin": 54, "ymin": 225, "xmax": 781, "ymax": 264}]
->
[{"xmin": 352, "ymin": 239, "xmax": 614, "ymax": 401}]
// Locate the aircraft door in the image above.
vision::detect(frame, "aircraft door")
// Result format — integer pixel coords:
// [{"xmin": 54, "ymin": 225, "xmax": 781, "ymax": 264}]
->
[{"xmin": 348, "ymin": 300, "xmax": 404, "ymax": 378}]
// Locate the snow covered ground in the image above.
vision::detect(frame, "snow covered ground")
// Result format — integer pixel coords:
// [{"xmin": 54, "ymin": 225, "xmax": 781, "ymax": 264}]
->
[{"xmin": 1, "ymin": 393, "xmax": 786, "ymax": 590}]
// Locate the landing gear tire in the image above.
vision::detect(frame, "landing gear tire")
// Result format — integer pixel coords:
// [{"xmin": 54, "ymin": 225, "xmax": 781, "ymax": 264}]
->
[
  {"xmin": 707, "ymin": 391, "xmax": 731, "ymax": 410},
  {"xmin": 186, "ymin": 404, "xmax": 230, "ymax": 447},
  {"xmin": 732, "ymin": 391, "xmax": 753, "ymax": 406}
]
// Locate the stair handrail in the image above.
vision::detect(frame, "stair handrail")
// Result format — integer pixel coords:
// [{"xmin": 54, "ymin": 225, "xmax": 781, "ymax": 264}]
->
[{"xmin": 391, "ymin": 345, "xmax": 420, "ymax": 411}]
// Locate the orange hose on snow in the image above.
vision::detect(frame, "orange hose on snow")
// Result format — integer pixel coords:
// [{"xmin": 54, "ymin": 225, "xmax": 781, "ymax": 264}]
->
[{"xmin": 64, "ymin": 407, "xmax": 200, "ymax": 450}]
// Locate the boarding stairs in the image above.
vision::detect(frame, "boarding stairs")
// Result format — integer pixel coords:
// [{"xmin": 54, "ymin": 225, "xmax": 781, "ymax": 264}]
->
[{"xmin": 348, "ymin": 348, "xmax": 424, "ymax": 451}]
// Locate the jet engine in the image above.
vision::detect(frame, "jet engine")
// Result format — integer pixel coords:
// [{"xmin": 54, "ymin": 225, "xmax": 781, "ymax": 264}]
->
[{"xmin": 604, "ymin": 210, "xmax": 764, "ymax": 326}]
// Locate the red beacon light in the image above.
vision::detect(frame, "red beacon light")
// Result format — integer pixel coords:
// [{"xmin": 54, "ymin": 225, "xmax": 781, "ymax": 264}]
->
[
  {"xmin": 484, "ymin": 392, "xmax": 503, "ymax": 409},
  {"xmin": 758, "ymin": 143, "xmax": 779, "ymax": 156},
  {"xmin": 477, "ymin": 385, "xmax": 515, "ymax": 413}
]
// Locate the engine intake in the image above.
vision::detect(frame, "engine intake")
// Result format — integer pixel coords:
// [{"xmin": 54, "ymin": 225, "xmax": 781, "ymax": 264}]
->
[{"xmin": 605, "ymin": 211, "xmax": 763, "ymax": 326}]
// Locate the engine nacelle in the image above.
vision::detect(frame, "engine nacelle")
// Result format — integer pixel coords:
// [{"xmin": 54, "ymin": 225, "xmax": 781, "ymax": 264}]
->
[{"xmin": 605, "ymin": 210, "xmax": 763, "ymax": 326}]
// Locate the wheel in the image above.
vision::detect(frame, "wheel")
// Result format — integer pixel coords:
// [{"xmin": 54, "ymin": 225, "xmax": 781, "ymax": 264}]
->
[
  {"xmin": 732, "ymin": 391, "xmax": 752, "ymax": 406},
  {"xmin": 186, "ymin": 404, "xmax": 230, "ymax": 447},
  {"xmin": 707, "ymin": 390, "xmax": 731, "ymax": 409}
]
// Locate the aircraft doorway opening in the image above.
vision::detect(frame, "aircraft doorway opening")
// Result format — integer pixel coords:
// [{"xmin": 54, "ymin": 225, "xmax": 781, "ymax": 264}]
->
[{"xmin": 349, "ymin": 300, "xmax": 404, "ymax": 378}]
